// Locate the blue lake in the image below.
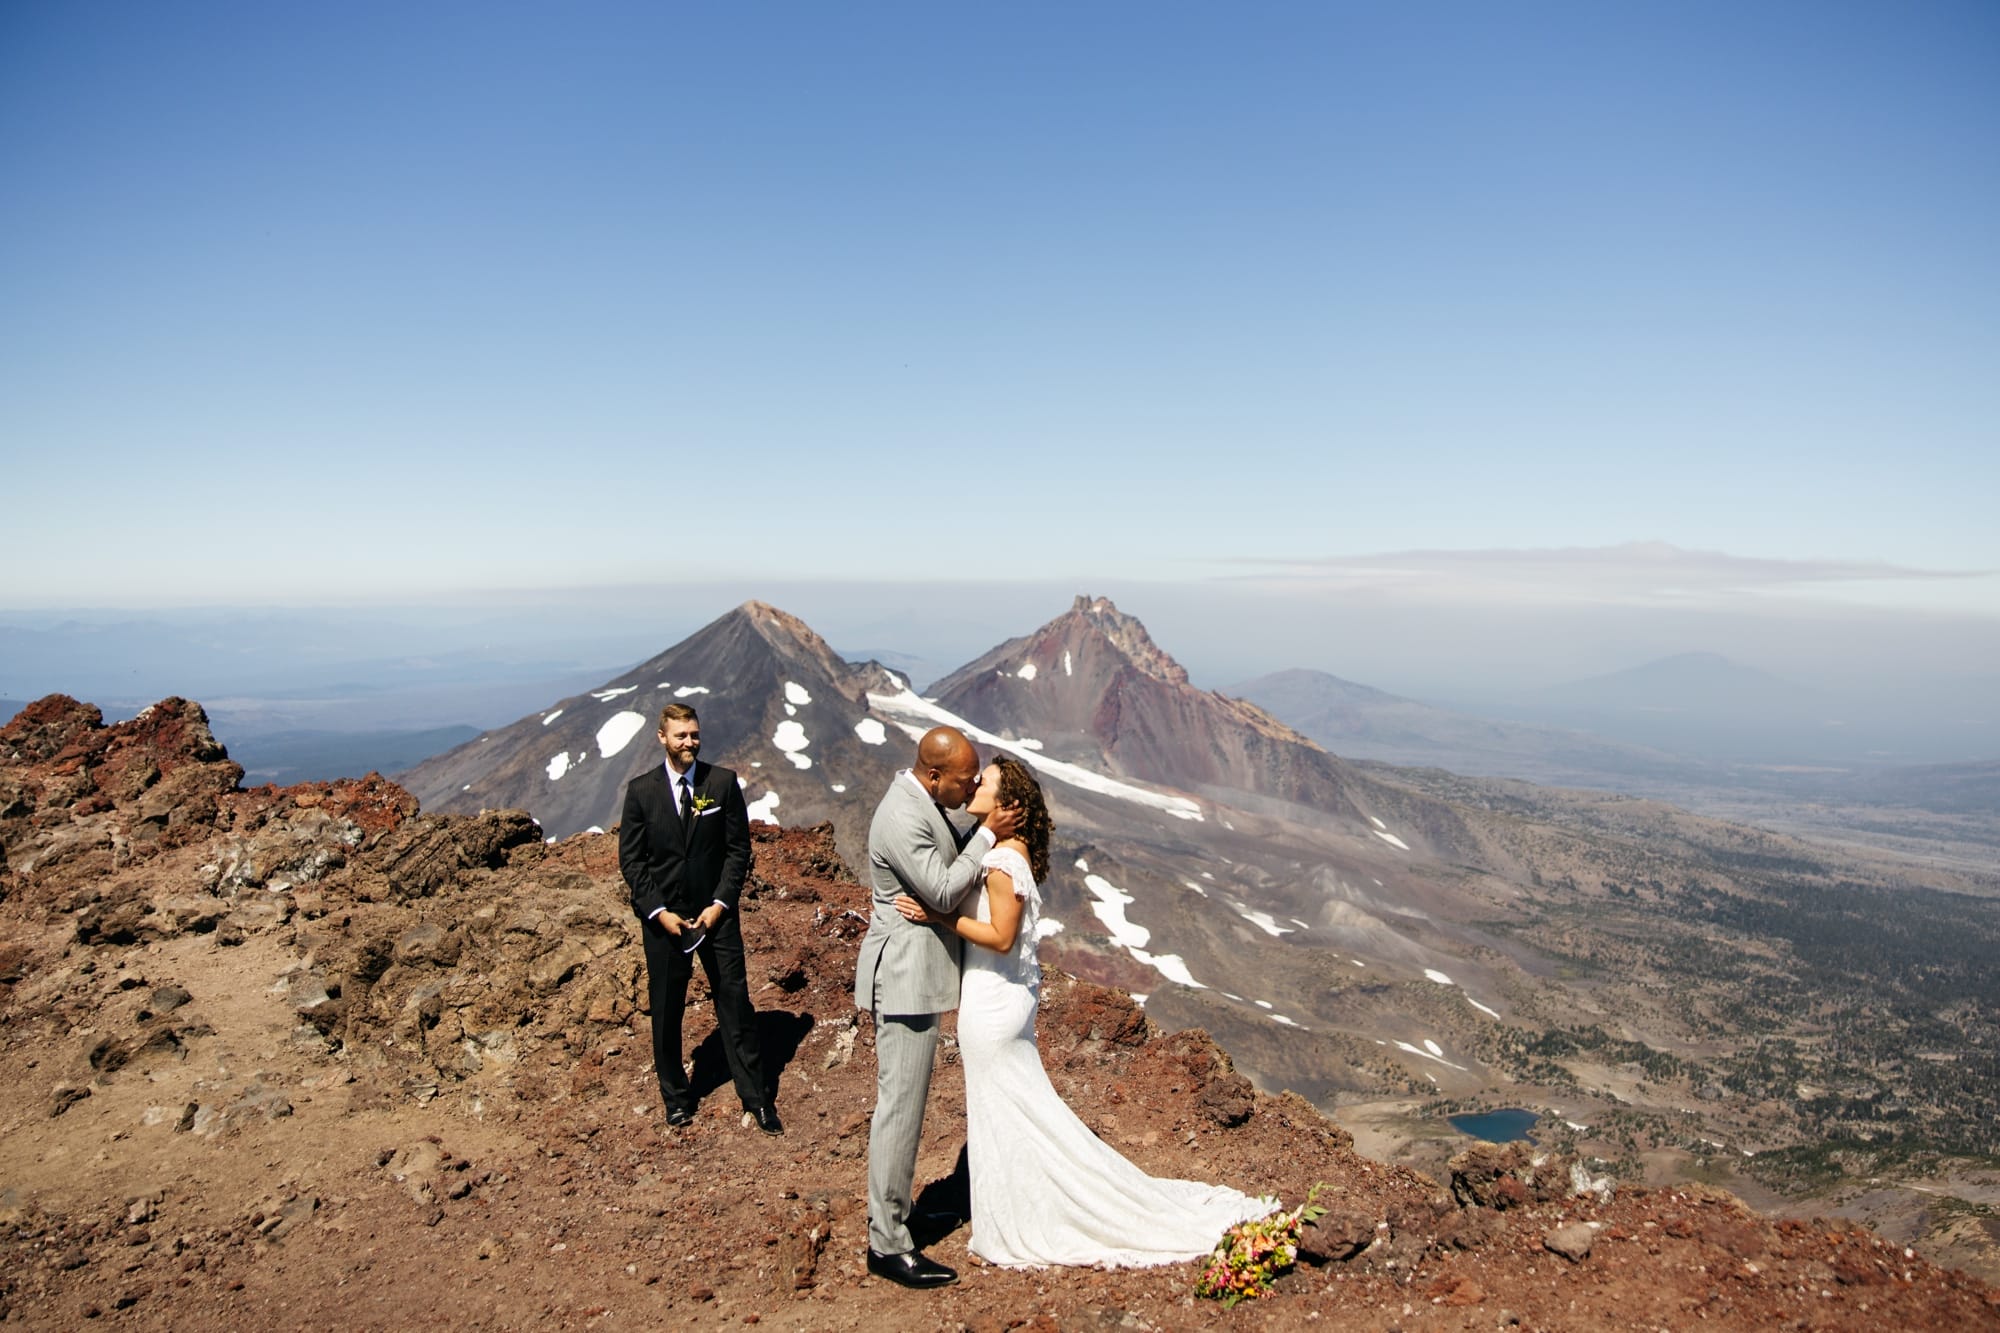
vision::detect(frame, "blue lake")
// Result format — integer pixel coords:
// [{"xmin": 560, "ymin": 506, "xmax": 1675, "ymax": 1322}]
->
[{"xmin": 1448, "ymin": 1108, "xmax": 1540, "ymax": 1143}]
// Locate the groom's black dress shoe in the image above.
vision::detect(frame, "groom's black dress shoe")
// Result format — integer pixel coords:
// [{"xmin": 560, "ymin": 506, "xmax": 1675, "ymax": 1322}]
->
[
  {"xmin": 750, "ymin": 1104, "xmax": 784, "ymax": 1136},
  {"xmin": 866, "ymin": 1248, "xmax": 958, "ymax": 1289},
  {"xmin": 665, "ymin": 1106, "xmax": 694, "ymax": 1128}
]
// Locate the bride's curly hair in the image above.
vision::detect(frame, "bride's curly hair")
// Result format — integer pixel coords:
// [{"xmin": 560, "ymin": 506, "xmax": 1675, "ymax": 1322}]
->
[{"xmin": 992, "ymin": 755, "xmax": 1053, "ymax": 883}]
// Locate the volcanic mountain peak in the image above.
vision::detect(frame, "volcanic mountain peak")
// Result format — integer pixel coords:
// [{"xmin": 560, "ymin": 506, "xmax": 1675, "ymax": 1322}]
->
[
  {"xmin": 740, "ymin": 598, "xmax": 835, "ymax": 659},
  {"xmin": 398, "ymin": 600, "xmax": 904, "ymax": 858},
  {"xmin": 661, "ymin": 600, "xmax": 872, "ymax": 701},
  {"xmin": 1046, "ymin": 597, "xmax": 1310, "ymax": 745},
  {"xmin": 1064, "ymin": 594, "xmax": 1188, "ymax": 686},
  {"xmin": 927, "ymin": 594, "xmax": 1194, "ymax": 703}
]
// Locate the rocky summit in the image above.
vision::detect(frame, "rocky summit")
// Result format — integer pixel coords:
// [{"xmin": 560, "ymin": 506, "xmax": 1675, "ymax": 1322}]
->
[{"xmin": 2, "ymin": 695, "xmax": 1997, "ymax": 1329}]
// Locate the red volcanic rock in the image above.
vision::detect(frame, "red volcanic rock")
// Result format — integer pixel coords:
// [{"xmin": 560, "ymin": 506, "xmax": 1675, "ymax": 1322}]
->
[
  {"xmin": 1, "ymin": 697, "xmax": 248, "ymax": 901},
  {"xmin": 232, "ymin": 774, "xmax": 422, "ymax": 841},
  {"xmin": 1157, "ymin": 1028, "xmax": 1258, "ymax": 1127},
  {"xmin": 0, "ymin": 695, "xmax": 106, "ymax": 766},
  {"xmin": 1041, "ymin": 969, "xmax": 1150, "ymax": 1049}
]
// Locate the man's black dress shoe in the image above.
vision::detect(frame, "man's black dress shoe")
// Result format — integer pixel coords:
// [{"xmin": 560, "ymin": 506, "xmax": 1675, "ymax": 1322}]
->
[
  {"xmin": 750, "ymin": 1104, "xmax": 784, "ymax": 1136},
  {"xmin": 866, "ymin": 1248, "xmax": 958, "ymax": 1289},
  {"xmin": 665, "ymin": 1107, "xmax": 693, "ymax": 1127}
]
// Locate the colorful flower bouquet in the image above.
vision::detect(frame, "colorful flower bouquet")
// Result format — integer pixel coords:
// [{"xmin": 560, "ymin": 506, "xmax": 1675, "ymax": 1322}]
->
[{"xmin": 1194, "ymin": 1184, "xmax": 1326, "ymax": 1307}]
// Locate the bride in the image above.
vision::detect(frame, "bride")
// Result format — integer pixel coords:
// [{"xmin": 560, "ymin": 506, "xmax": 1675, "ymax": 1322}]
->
[{"xmin": 896, "ymin": 755, "xmax": 1275, "ymax": 1268}]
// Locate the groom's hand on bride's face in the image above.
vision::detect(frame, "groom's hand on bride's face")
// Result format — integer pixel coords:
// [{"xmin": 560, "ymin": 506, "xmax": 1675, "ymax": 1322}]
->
[{"xmin": 984, "ymin": 801, "xmax": 1023, "ymax": 841}]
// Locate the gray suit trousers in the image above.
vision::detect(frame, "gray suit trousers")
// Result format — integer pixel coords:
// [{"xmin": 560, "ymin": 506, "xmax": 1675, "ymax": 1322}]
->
[{"xmin": 867, "ymin": 1011, "xmax": 940, "ymax": 1255}]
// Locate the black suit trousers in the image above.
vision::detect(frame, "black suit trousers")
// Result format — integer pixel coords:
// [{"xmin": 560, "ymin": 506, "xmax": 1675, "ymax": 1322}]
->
[{"xmin": 641, "ymin": 910, "xmax": 766, "ymax": 1114}]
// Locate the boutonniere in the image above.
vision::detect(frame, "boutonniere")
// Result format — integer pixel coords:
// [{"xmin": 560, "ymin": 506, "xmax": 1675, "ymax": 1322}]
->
[{"xmin": 690, "ymin": 794, "xmax": 717, "ymax": 813}]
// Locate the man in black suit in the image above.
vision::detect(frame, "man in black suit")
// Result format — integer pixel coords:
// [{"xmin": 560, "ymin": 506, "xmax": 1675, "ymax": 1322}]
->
[{"xmin": 619, "ymin": 702, "xmax": 781, "ymax": 1135}]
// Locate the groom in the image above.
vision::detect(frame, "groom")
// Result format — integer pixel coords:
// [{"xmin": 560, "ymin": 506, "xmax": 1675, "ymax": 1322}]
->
[{"xmin": 855, "ymin": 725, "xmax": 1019, "ymax": 1289}]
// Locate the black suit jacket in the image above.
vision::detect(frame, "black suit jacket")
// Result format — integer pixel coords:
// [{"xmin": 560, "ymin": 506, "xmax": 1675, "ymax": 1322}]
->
[{"xmin": 618, "ymin": 760, "xmax": 753, "ymax": 923}]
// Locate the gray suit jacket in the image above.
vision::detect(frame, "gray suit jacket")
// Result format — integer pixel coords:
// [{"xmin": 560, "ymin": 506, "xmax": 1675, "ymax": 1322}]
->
[{"xmin": 853, "ymin": 772, "xmax": 991, "ymax": 1017}]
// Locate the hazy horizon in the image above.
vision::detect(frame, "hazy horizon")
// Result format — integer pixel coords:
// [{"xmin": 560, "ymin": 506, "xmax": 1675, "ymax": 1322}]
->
[{"xmin": 4, "ymin": 551, "xmax": 1995, "ymax": 768}]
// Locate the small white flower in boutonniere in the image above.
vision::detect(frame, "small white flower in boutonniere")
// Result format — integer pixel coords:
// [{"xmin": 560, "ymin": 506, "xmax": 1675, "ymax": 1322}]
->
[{"xmin": 690, "ymin": 794, "xmax": 717, "ymax": 813}]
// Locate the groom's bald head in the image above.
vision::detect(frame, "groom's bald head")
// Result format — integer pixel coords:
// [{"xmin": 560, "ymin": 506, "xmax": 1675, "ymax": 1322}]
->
[
  {"xmin": 916, "ymin": 726, "xmax": 974, "ymax": 771},
  {"xmin": 914, "ymin": 726, "xmax": 981, "ymax": 808}
]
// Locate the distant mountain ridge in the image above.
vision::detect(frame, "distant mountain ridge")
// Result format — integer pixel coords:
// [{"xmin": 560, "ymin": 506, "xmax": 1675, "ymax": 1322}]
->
[
  {"xmin": 1232, "ymin": 666, "xmax": 1701, "ymax": 787},
  {"xmin": 232, "ymin": 725, "xmax": 480, "ymax": 785},
  {"xmin": 1525, "ymin": 651, "xmax": 1811, "ymax": 717},
  {"xmin": 1472, "ymin": 651, "xmax": 1867, "ymax": 762}
]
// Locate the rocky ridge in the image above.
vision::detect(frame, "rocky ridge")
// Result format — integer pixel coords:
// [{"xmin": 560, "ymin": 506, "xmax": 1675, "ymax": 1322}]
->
[{"xmin": 2, "ymin": 696, "xmax": 1995, "ymax": 1330}]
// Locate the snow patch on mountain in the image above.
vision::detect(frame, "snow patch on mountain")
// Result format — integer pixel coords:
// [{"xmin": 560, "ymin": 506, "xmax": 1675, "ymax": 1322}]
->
[
  {"xmin": 773, "ymin": 720, "xmax": 811, "ymax": 770},
  {"xmin": 1396, "ymin": 1039, "xmax": 1467, "ymax": 1071},
  {"xmin": 867, "ymin": 686, "xmax": 1204, "ymax": 819},
  {"xmin": 1135, "ymin": 950, "xmax": 1203, "ymax": 988},
  {"xmin": 1068, "ymin": 870, "xmax": 1203, "ymax": 989},
  {"xmin": 1237, "ymin": 909, "xmax": 1295, "ymax": 937},
  {"xmin": 597, "ymin": 711, "xmax": 647, "ymax": 758},
  {"xmin": 1082, "ymin": 873, "xmax": 1150, "ymax": 948}
]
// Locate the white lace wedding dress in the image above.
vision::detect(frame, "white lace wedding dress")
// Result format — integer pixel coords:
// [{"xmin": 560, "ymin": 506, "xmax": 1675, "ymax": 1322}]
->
[{"xmin": 957, "ymin": 845, "xmax": 1277, "ymax": 1268}]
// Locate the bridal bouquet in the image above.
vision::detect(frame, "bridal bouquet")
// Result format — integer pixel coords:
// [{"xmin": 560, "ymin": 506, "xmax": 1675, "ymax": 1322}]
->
[{"xmin": 1194, "ymin": 1185, "xmax": 1326, "ymax": 1307}]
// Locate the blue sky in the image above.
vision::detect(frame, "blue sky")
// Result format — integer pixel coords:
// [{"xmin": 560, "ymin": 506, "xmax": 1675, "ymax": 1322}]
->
[{"xmin": 3, "ymin": 3, "xmax": 1996, "ymax": 628}]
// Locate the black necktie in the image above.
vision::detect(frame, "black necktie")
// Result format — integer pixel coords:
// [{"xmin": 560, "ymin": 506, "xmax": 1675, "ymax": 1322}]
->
[{"xmin": 680, "ymin": 775, "xmax": 696, "ymax": 833}]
